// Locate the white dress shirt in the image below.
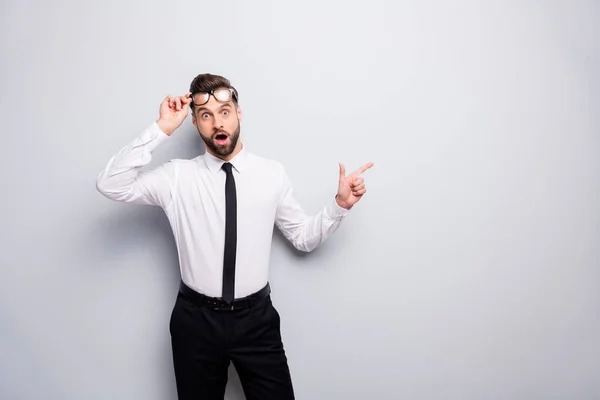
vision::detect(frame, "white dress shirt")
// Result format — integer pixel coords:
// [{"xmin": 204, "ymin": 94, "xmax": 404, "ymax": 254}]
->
[{"xmin": 96, "ymin": 121, "xmax": 350, "ymax": 298}]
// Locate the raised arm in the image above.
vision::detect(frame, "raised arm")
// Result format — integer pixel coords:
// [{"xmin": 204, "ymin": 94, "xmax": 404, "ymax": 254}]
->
[{"xmin": 95, "ymin": 93, "xmax": 191, "ymax": 208}]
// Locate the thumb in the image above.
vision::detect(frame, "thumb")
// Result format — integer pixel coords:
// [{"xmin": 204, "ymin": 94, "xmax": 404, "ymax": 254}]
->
[{"xmin": 339, "ymin": 163, "xmax": 346, "ymax": 180}]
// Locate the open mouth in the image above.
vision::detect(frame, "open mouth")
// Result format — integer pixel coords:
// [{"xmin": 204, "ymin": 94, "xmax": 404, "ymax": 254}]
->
[{"xmin": 214, "ymin": 132, "xmax": 229, "ymax": 145}]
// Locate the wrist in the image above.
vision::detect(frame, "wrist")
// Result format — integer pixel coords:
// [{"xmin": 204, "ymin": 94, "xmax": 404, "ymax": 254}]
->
[
  {"xmin": 335, "ymin": 194, "xmax": 352, "ymax": 210},
  {"xmin": 156, "ymin": 118, "xmax": 175, "ymax": 136}
]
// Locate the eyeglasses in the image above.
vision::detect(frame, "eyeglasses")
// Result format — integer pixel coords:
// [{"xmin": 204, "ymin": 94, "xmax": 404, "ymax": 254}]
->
[{"xmin": 191, "ymin": 87, "xmax": 238, "ymax": 106}]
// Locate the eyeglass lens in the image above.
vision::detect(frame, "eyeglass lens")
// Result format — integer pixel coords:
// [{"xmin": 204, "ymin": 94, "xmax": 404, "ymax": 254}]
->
[{"xmin": 193, "ymin": 89, "xmax": 232, "ymax": 105}]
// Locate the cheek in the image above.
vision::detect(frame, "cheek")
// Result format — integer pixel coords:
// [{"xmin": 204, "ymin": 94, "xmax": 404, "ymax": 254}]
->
[
  {"xmin": 225, "ymin": 116, "xmax": 239, "ymax": 130},
  {"xmin": 197, "ymin": 121, "xmax": 213, "ymax": 136}
]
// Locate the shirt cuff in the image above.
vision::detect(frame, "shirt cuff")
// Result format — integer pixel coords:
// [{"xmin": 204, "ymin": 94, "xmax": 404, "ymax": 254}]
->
[
  {"xmin": 136, "ymin": 120, "xmax": 171, "ymax": 152},
  {"xmin": 325, "ymin": 196, "xmax": 350, "ymax": 220}
]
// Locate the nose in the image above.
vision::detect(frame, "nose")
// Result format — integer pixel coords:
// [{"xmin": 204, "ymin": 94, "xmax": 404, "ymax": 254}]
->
[{"xmin": 213, "ymin": 114, "xmax": 224, "ymax": 131}]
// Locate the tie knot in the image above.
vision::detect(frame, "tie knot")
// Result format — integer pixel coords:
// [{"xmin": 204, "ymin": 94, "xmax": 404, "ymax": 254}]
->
[{"xmin": 221, "ymin": 162, "xmax": 233, "ymax": 174}]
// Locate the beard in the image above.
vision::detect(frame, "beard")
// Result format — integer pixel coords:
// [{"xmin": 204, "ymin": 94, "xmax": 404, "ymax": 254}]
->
[{"xmin": 198, "ymin": 121, "xmax": 241, "ymax": 158}]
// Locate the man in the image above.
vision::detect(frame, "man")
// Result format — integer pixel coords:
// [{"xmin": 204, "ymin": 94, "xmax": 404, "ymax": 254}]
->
[{"xmin": 96, "ymin": 73, "xmax": 373, "ymax": 399}]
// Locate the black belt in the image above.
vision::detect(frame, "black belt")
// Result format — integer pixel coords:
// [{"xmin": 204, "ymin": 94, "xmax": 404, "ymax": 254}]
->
[{"xmin": 178, "ymin": 281, "xmax": 271, "ymax": 311}]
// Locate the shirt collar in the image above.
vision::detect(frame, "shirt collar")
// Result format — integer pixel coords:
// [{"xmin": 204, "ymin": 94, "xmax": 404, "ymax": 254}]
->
[{"xmin": 204, "ymin": 141, "xmax": 248, "ymax": 174}]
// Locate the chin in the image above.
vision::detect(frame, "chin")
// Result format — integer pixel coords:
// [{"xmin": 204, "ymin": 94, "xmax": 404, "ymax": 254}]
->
[
  {"xmin": 214, "ymin": 143, "xmax": 236, "ymax": 156},
  {"xmin": 218, "ymin": 148, "xmax": 234, "ymax": 156}
]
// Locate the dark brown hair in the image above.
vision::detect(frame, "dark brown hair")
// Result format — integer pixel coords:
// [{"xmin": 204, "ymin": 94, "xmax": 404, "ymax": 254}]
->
[{"xmin": 188, "ymin": 73, "xmax": 239, "ymax": 113}]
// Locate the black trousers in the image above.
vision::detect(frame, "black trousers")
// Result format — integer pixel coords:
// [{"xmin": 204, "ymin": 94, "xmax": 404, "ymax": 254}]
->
[{"xmin": 169, "ymin": 284, "xmax": 295, "ymax": 400}]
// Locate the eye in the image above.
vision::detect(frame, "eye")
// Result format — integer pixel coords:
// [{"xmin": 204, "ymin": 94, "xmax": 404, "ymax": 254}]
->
[
  {"xmin": 222, "ymin": 109, "xmax": 230, "ymax": 116},
  {"xmin": 202, "ymin": 113, "xmax": 210, "ymax": 119}
]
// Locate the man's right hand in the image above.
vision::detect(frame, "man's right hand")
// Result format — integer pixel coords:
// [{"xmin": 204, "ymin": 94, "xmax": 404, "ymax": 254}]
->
[{"xmin": 156, "ymin": 92, "xmax": 192, "ymax": 136}]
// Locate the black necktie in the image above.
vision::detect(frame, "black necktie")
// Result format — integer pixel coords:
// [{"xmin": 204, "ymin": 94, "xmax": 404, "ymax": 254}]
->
[{"xmin": 221, "ymin": 162, "xmax": 237, "ymax": 304}]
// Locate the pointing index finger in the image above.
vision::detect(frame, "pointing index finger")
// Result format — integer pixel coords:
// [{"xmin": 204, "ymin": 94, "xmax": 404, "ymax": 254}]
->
[{"xmin": 355, "ymin": 162, "xmax": 374, "ymax": 175}]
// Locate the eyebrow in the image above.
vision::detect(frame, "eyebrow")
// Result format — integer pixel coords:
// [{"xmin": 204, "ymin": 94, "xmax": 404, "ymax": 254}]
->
[{"xmin": 196, "ymin": 103, "xmax": 233, "ymax": 114}]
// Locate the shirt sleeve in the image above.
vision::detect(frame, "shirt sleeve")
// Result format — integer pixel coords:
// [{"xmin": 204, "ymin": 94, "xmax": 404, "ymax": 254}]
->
[
  {"xmin": 95, "ymin": 121, "xmax": 176, "ymax": 208},
  {"xmin": 274, "ymin": 164, "xmax": 350, "ymax": 252}
]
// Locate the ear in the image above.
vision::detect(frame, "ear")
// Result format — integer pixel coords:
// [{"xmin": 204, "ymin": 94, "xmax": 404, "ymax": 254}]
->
[
  {"xmin": 236, "ymin": 104, "xmax": 242, "ymax": 120},
  {"xmin": 191, "ymin": 113, "xmax": 197, "ymax": 127}
]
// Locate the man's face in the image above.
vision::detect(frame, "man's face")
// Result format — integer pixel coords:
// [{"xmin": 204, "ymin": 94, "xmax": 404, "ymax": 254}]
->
[{"xmin": 191, "ymin": 93, "xmax": 242, "ymax": 158}]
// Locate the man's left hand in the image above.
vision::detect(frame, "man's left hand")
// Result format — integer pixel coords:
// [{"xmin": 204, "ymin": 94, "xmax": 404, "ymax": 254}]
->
[{"xmin": 335, "ymin": 162, "xmax": 374, "ymax": 210}]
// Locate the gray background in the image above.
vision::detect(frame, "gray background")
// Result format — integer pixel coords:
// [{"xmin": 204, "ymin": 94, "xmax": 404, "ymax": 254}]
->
[{"xmin": 1, "ymin": 1, "xmax": 599, "ymax": 399}]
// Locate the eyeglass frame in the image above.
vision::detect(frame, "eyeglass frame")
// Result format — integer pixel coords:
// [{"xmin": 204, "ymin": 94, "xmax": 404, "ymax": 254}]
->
[{"xmin": 190, "ymin": 87, "xmax": 239, "ymax": 107}]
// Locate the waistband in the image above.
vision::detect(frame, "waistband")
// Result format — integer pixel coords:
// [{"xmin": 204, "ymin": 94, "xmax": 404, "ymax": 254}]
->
[{"xmin": 178, "ymin": 281, "xmax": 271, "ymax": 311}]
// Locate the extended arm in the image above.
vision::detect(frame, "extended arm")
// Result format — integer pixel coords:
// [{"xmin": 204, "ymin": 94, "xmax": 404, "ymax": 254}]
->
[
  {"xmin": 274, "ymin": 166, "xmax": 349, "ymax": 252},
  {"xmin": 274, "ymin": 161, "xmax": 374, "ymax": 252}
]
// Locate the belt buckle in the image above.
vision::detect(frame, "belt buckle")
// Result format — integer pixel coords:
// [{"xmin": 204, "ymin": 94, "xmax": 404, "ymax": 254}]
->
[{"xmin": 212, "ymin": 300, "xmax": 235, "ymax": 311}]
